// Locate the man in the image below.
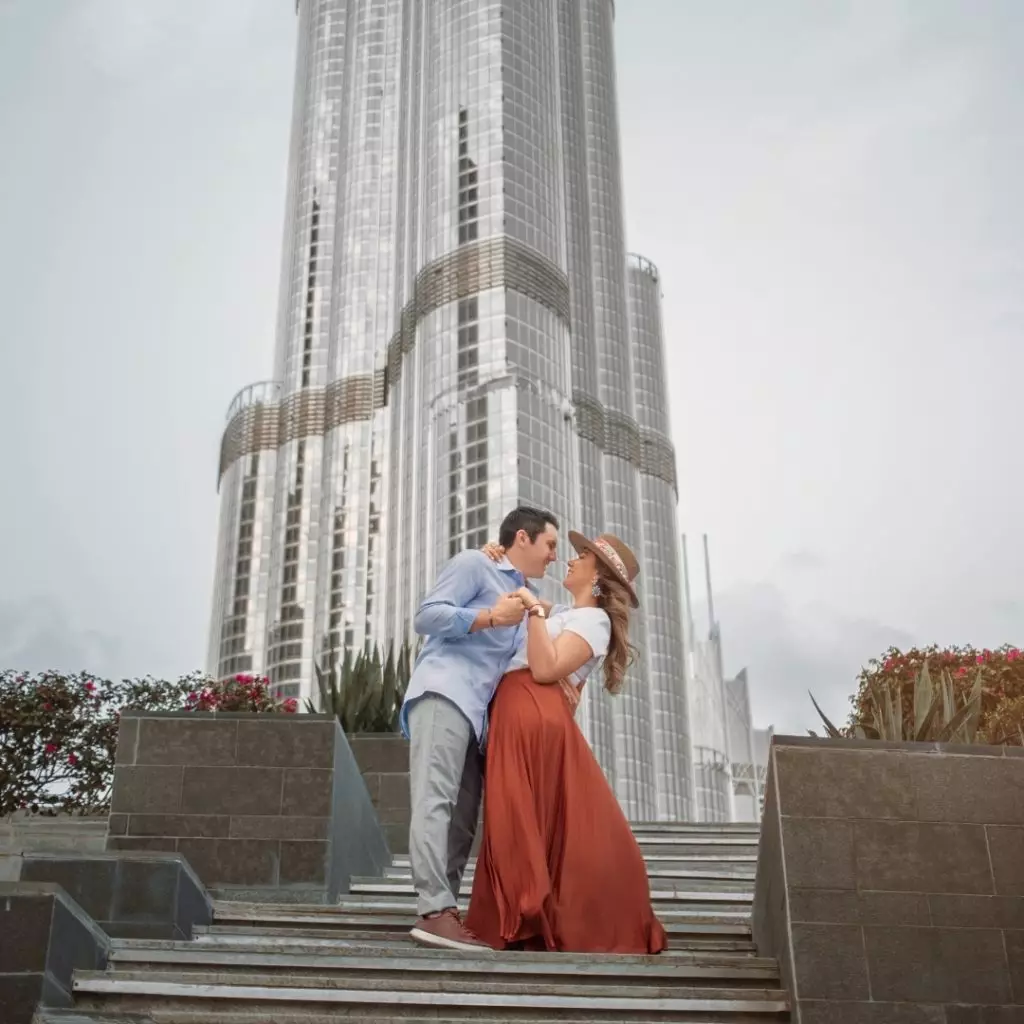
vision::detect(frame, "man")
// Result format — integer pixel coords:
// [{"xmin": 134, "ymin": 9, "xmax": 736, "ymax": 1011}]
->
[{"xmin": 400, "ymin": 505, "xmax": 559, "ymax": 951}]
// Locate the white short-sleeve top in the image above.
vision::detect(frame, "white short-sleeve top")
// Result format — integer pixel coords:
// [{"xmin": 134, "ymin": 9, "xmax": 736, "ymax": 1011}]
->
[{"xmin": 506, "ymin": 604, "xmax": 611, "ymax": 686}]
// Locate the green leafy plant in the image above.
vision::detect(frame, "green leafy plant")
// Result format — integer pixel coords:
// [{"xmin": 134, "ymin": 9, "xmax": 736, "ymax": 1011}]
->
[
  {"xmin": 810, "ymin": 661, "xmax": 984, "ymax": 743},
  {"xmin": 809, "ymin": 645, "xmax": 1024, "ymax": 746},
  {"xmin": 851, "ymin": 645, "xmax": 1023, "ymax": 744},
  {"xmin": 985, "ymin": 694, "xmax": 1024, "ymax": 746},
  {"xmin": 307, "ymin": 642, "xmax": 414, "ymax": 733}
]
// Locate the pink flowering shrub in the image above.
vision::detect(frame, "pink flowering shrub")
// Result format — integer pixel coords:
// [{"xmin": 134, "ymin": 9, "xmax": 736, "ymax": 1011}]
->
[
  {"xmin": 850, "ymin": 645, "xmax": 1024, "ymax": 745},
  {"xmin": 184, "ymin": 674, "xmax": 299, "ymax": 714},
  {"xmin": 0, "ymin": 670, "xmax": 297, "ymax": 818}
]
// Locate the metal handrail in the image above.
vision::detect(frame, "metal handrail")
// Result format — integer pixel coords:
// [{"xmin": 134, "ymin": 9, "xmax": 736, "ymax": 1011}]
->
[
  {"xmin": 225, "ymin": 380, "xmax": 282, "ymax": 421},
  {"xmin": 627, "ymin": 252, "xmax": 660, "ymax": 282}
]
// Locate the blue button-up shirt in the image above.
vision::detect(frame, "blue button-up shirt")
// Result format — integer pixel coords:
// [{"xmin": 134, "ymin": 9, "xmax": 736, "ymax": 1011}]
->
[{"xmin": 400, "ymin": 550, "xmax": 530, "ymax": 744}]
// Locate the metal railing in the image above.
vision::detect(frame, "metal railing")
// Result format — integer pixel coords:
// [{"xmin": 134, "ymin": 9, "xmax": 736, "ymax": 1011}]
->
[
  {"xmin": 627, "ymin": 252, "xmax": 660, "ymax": 283},
  {"xmin": 225, "ymin": 380, "xmax": 282, "ymax": 422}
]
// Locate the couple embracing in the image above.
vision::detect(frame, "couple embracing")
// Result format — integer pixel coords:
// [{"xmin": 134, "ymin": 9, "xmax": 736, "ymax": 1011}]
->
[{"xmin": 399, "ymin": 505, "xmax": 667, "ymax": 955}]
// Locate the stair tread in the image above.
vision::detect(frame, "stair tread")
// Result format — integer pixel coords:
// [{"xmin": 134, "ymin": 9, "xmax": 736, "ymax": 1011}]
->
[
  {"xmin": 213, "ymin": 900, "xmax": 751, "ymax": 918},
  {"xmin": 33, "ymin": 1013, "xmax": 153, "ymax": 1024},
  {"xmin": 189, "ymin": 928, "xmax": 758, "ymax": 955},
  {"xmin": 350, "ymin": 884, "xmax": 754, "ymax": 900},
  {"xmin": 206, "ymin": 914, "xmax": 752, "ymax": 936},
  {"xmin": 74, "ymin": 971, "xmax": 788, "ymax": 1011},
  {"xmin": 110, "ymin": 937, "xmax": 773, "ymax": 967},
  {"xmin": 107, "ymin": 946, "xmax": 780, "ymax": 978},
  {"xmin": 70, "ymin": 825, "xmax": 779, "ymax": 1019}
]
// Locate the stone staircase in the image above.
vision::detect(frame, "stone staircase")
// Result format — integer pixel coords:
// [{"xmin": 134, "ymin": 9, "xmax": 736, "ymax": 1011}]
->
[{"xmin": 43, "ymin": 822, "xmax": 789, "ymax": 1022}]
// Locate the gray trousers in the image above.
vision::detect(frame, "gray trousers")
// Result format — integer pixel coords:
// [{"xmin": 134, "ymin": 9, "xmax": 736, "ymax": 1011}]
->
[{"xmin": 407, "ymin": 695, "xmax": 484, "ymax": 917}]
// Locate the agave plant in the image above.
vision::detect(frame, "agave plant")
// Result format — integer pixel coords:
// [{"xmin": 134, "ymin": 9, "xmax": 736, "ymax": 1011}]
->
[
  {"xmin": 306, "ymin": 641, "xmax": 414, "ymax": 733},
  {"xmin": 810, "ymin": 662, "xmax": 985, "ymax": 744}
]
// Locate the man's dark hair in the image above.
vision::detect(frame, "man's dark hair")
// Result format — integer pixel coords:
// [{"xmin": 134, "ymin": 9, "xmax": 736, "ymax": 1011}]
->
[{"xmin": 498, "ymin": 505, "xmax": 559, "ymax": 549}]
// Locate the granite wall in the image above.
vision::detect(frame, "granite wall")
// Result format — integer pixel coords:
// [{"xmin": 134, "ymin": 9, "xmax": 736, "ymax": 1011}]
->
[
  {"xmin": 107, "ymin": 711, "xmax": 389, "ymax": 900},
  {"xmin": 346, "ymin": 733, "xmax": 482, "ymax": 858},
  {"xmin": 754, "ymin": 735, "xmax": 1024, "ymax": 1024},
  {"xmin": 0, "ymin": 882, "xmax": 109, "ymax": 1024},
  {"xmin": 347, "ymin": 733, "xmax": 411, "ymax": 855},
  {"xmin": 19, "ymin": 851, "xmax": 211, "ymax": 939}
]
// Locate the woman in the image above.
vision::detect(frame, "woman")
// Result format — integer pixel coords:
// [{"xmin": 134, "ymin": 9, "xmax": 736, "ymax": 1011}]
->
[{"xmin": 464, "ymin": 530, "xmax": 667, "ymax": 955}]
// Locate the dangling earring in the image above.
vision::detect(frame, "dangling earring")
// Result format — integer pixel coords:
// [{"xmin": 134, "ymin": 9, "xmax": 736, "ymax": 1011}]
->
[{"xmin": 591, "ymin": 578, "xmax": 603, "ymax": 599}]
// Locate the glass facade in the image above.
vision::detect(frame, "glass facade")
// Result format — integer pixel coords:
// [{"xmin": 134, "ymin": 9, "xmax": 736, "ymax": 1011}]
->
[
  {"xmin": 726, "ymin": 668, "xmax": 762, "ymax": 822},
  {"xmin": 207, "ymin": 0, "xmax": 694, "ymax": 820},
  {"xmin": 627, "ymin": 255, "xmax": 692, "ymax": 820}
]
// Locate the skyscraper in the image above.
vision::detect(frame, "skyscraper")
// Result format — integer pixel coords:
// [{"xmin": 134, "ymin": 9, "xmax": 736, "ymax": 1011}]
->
[
  {"xmin": 208, "ymin": 0, "xmax": 693, "ymax": 821},
  {"xmin": 682, "ymin": 534, "xmax": 734, "ymax": 822}
]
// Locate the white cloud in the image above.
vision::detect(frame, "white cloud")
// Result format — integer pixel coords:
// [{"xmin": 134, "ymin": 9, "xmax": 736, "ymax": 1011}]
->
[
  {"xmin": 708, "ymin": 580, "xmax": 914, "ymax": 738},
  {"xmin": 53, "ymin": 0, "xmax": 258, "ymax": 82},
  {"xmin": 0, "ymin": 596, "xmax": 121, "ymax": 678}
]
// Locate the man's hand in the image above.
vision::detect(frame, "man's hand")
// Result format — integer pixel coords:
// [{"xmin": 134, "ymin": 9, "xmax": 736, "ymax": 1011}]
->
[{"xmin": 491, "ymin": 592, "xmax": 526, "ymax": 627}]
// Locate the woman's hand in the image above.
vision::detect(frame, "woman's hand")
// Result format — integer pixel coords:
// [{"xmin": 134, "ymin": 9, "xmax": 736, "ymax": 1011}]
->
[
  {"xmin": 514, "ymin": 586, "xmax": 539, "ymax": 610},
  {"xmin": 481, "ymin": 542, "xmax": 505, "ymax": 563},
  {"xmin": 559, "ymin": 678, "xmax": 581, "ymax": 714}
]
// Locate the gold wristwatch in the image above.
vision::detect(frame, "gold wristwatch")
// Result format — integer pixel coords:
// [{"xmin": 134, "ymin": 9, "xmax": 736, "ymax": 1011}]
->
[{"xmin": 529, "ymin": 604, "xmax": 546, "ymax": 619}]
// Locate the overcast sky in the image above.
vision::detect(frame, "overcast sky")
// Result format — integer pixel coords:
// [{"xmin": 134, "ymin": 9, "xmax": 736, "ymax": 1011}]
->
[{"xmin": 0, "ymin": 0, "xmax": 1020, "ymax": 737}]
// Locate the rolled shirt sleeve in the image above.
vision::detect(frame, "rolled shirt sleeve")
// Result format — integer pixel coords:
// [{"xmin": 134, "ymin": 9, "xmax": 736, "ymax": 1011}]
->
[{"xmin": 413, "ymin": 550, "xmax": 487, "ymax": 638}]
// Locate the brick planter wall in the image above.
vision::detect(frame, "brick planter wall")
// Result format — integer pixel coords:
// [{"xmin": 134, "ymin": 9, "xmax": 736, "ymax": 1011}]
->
[
  {"xmin": 754, "ymin": 735, "xmax": 1024, "ymax": 1023},
  {"xmin": 107, "ymin": 712, "xmax": 389, "ymax": 901}
]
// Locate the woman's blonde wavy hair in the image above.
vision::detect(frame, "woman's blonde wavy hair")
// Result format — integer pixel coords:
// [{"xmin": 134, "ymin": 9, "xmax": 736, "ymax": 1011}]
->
[{"xmin": 594, "ymin": 567, "xmax": 637, "ymax": 695}]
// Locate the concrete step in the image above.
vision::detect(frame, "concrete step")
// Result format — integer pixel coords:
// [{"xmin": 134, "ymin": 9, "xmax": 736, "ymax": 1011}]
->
[
  {"xmin": 353, "ymin": 876, "xmax": 755, "ymax": 898},
  {"xmin": 212, "ymin": 900, "xmax": 752, "ymax": 927},
  {"xmin": 0, "ymin": 816, "xmax": 108, "ymax": 854},
  {"xmin": 628, "ymin": 822, "xmax": 760, "ymax": 834},
  {"xmin": 193, "ymin": 923, "xmax": 758, "ymax": 953},
  {"xmin": 388, "ymin": 853, "xmax": 760, "ymax": 873},
  {"xmin": 34, "ymin": 1012, "xmax": 154, "ymax": 1024},
  {"xmin": 634, "ymin": 843, "xmax": 759, "ymax": 858},
  {"xmin": 111, "ymin": 934, "xmax": 763, "ymax": 963},
  {"xmin": 642, "ymin": 855, "xmax": 759, "ymax": 867},
  {"xmin": 106, "ymin": 940, "xmax": 780, "ymax": 987},
  {"xmin": 0, "ymin": 816, "xmax": 108, "ymax": 834},
  {"xmin": 72, "ymin": 969, "xmax": 789, "ymax": 1020},
  {"xmin": 380, "ymin": 865, "xmax": 758, "ymax": 884},
  {"xmin": 388, "ymin": 838, "xmax": 760, "ymax": 864},
  {"xmin": 635, "ymin": 834, "xmax": 759, "ymax": 845},
  {"xmin": 56, "ymin": 1016, "xmax": 784, "ymax": 1024},
  {"xmin": 334, "ymin": 891, "xmax": 753, "ymax": 914}
]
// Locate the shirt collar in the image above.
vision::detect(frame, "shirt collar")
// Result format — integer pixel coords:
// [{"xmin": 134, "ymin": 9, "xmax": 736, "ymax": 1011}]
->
[{"xmin": 496, "ymin": 557, "xmax": 540, "ymax": 593}]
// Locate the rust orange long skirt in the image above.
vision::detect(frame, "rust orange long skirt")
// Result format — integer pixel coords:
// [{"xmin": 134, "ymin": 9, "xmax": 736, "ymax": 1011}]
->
[{"xmin": 464, "ymin": 668, "xmax": 668, "ymax": 954}]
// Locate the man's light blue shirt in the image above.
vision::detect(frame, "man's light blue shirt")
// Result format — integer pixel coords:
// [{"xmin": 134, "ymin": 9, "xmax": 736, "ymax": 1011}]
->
[{"xmin": 400, "ymin": 550, "xmax": 531, "ymax": 744}]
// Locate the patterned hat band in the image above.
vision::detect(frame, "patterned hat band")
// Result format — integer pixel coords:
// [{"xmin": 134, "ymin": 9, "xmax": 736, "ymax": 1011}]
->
[{"xmin": 593, "ymin": 538, "xmax": 628, "ymax": 581}]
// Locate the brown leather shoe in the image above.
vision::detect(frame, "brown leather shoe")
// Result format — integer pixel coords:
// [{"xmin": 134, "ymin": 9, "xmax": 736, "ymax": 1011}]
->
[{"xmin": 410, "ymin": 908, "xmax": 490, "ymax": 952}]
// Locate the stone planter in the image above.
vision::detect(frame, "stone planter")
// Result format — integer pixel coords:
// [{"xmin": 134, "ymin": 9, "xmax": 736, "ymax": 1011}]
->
[
  {"xmin": 0, "ymin": 881, "xmax": 109, "ymax": 1024},
  {"xmin": 346, "ymin": 731, "xmax": 483, "ymax": 857},
  {"xmin": 346, "ymin": 733, "xmax": 411, "ymax": 854},
  {"xmin": 107, "ymin": 711, "xmax": 389, "ymax": 902},
  {"xmin": 754, "ymin": 735, "xmax": 1024, "ymax": 1023}
]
